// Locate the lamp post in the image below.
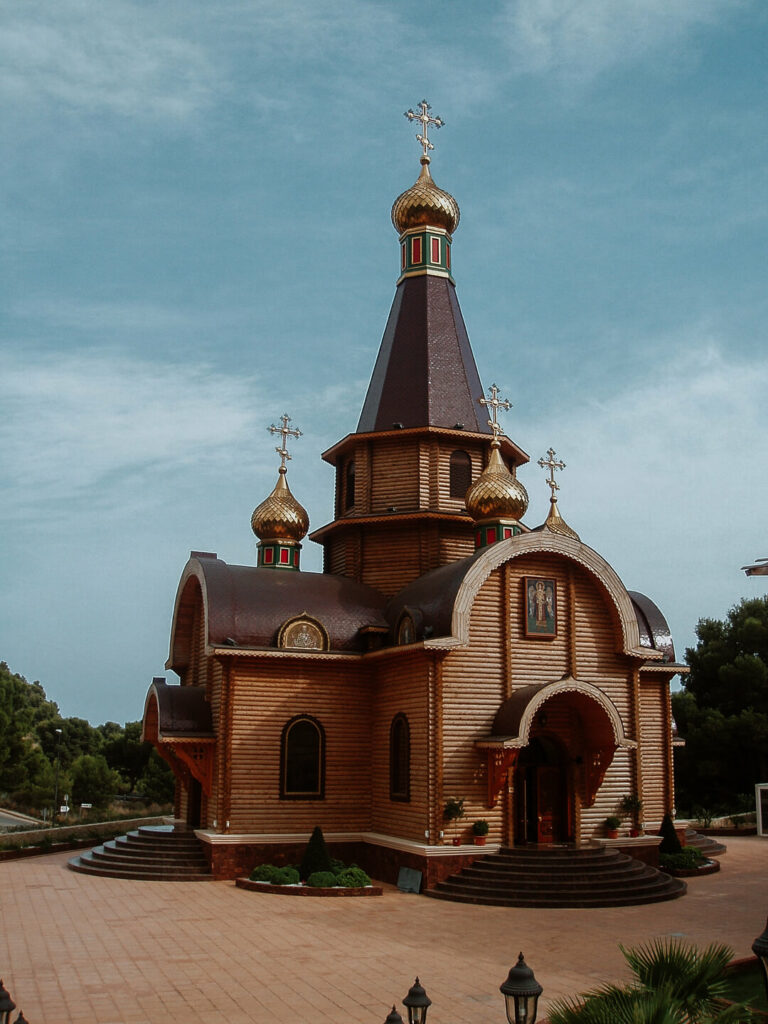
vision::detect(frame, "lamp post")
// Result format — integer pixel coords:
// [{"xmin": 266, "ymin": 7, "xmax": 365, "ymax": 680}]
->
[
  {"xmin": 402, "ymin": 977, "xmax": 431, "ymax": 1024},
  {"xmin": 0, "ymin": 979, "xmax": 16, "ymax": 1024},
  {"xmin": 500, "ymin": 953, "xmax": 543, "ymax": 1024},
  {"xmin": 752, "ymin": 917, "xmax": 768, "ymax": 1004},
  {"xmin": 53, "ymin": 727, "xmax": 63, "ymax": 825}
]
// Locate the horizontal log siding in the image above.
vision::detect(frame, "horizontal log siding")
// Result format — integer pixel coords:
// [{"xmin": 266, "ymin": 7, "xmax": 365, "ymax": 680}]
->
[
  {"xmin": 227, "ymin": 660, "xmax": 371, "ymax": 834},
  {"xmin": 370, "ymin": 653, "xmax": 431, "ymax": 841},
  {"xmin": 439, "ymin": 525, "xmax": 475, "ymax": 564},
  {"xmin": 639, "ymin": 680, "xmax": 669, "ymax": 822},
  {"xmin": 580, "ymin": 746, "xmax": 634, "ymax": 839},
  {"xmin": 357, "ymin": 526, "xmax": 428, "ymax": 596},
  {"xmin": 371, "ymin": 438, "xmax": 420, "ymax": 513},
  {"xmin": 441, "ymin": 571, "xmax": 506, "ymax": 842}
]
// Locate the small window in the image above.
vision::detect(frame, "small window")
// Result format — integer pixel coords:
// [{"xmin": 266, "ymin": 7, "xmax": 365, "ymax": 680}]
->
[
  {"xmin": 397, "ymin": 615, "xmax": 415, "ymax": 645},
  {"xmin": 390, "ymin": 714, "xmax": 410, "ymax": 801},
  {"xmin": 345, "ymin": 459, "xmax": 356, "ymax": 510},
  {"xmin": 449, "ymin": 450, "xmax": 472, "ymax": 498},
  {"xmin": 281, "ymin": 716, "xmax": 325, "ymax": 799}
]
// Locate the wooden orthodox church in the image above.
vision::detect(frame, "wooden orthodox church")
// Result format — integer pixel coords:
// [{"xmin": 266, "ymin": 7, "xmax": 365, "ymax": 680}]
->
[{"xmin": 141, "ymin": 105, "xmax": 682, "ymax": 885}]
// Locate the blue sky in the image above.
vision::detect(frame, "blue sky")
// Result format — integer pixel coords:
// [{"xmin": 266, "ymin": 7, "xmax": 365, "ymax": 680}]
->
[{"xmin": 2, "ymin": 0, "xmax": 766, "ymax": 725}]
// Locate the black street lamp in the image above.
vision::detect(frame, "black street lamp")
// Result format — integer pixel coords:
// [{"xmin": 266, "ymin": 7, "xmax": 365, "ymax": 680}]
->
[
  {"xmin": 53, "ymin": 727, "xmax": 63, "ymax": 824},
  {"xmin": 402, "ymin": 977, "xmax": 431, "ymax": 1024},
  {"xmin": 752, "ymin": 917, "xmax": 768, "ymax": 1004},
  {"xmin": 500, "ymin": 953, "xmax": 543, "ymax": 1024},
  {"xmin": 0, "ymin": 980, "xmax": 16, "ymax": 1024},
  {"xmin": 384, "ymin": 1007, "xmax": 404, "ymax": 1024}
]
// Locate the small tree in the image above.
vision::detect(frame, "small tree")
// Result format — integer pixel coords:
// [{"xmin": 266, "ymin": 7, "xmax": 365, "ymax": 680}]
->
[
  {"xmin": 299, "ymin": 826, "xmax": 333, "ymax": 880},
  {"xmin": 70, "ymin": 754, "xmax": 119, "ymax": 808},
  {"xmin": 658, "ymin": 812, "xmax": 682, "ymax": 855}
]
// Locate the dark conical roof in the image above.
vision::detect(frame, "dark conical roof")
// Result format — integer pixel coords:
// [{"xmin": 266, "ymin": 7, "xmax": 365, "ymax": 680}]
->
[{"xmin": 356, "ymin": 275, "xmax": 491, "ymax": 434}]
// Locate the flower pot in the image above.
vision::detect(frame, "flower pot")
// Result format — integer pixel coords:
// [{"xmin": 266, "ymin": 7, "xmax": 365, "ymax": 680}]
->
[
  {"xmin": 452, "ymin": 836, "xmax": 461, "ymax": 846},
  {"xmin": 629, "ymin": 828, "xmax": 641, "ymax": 837},
  {"xmin": 606, "ymin": 829, "xmax": 619, "ymax": 839},
  {"xmin": 473, "ymin": 836, "xmax": 486, "ymax": 845}
]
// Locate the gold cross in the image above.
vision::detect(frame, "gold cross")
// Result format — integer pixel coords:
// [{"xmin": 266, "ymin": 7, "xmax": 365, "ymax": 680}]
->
[
  {"xmin": 538, "ymin": 447, "xmax": 566, "ymax": 499},
  {"xmin": 268, "ymin": 413, "xmax": 302, "ymax": 470},
  {"xmin": 404, "ymin": 100, "xmax": 445, "ymax": 159},
  {"xmin": 479, "ymin": 383, "xmax": 511, "ymax": 441}
]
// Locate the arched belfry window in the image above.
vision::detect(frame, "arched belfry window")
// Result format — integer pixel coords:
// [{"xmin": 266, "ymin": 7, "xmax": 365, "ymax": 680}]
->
[
  {"xmin": 281, "ymin": 715, "xmax": 325, "ymax": 799},
  {"xmin": 449, "ymin": 450, "xmax": 472, "ymax": 498},
  {"xmin": 344, "ymin": 459, "xmax": 356, "ymax": 510},
  {"xmin": 389, "ymin": 713, "xmax": 410, "ymax": 802}
]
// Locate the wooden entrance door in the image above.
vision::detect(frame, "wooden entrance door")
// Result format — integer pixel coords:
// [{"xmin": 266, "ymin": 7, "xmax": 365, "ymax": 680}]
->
[
  {"xmin": 514, "ymin": 737, "xmax": 569, "ymax": 845},
  {"xmin": 186, "ymin": 778, "xmax": 202, "ymax": 827},
  {"xmin": 536, "ymin": 765, "xmax": 561, "ymax": 844}
]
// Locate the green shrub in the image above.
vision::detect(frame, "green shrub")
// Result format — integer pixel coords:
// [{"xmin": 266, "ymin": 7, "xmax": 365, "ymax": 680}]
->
[
  {"xmin": 336, "ymin": 866, "xmax": 372, "ymax": 887},
  {"xmin": 658, "ymin": 811, "xmax": 682, "ymax": 854},
  {"xmin": 605, "ymin": 815, "xmax": 622, "ymax": 830},
  {"xmin": 249, "ymin": 863, "xmax": 283, "ymax": 883},
  {"xmin": 330, "ymin": 857, "xmax": 346, "ymax": 874},
  {"xmin": 659, "ymin": 848, "xmax": 704, "ymax": 871},
  {"xmin": 274, "ymin": 866, "xmax": 300, "ymax": 885},
  {"xmin": 472, "ymin": 819, "xmax": 489, "ymax": 836},
  {"xmin": 307, "ymin": 870, "xmax": 338, "ymax": 888},
  {"xmin": 300, "ymin": 826, "xmax": 333, "ymax": 879}
]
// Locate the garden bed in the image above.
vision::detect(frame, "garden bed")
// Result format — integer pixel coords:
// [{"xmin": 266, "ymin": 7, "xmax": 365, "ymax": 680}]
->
[
  {"xmin": 236, "ymin": 877, "xmax": 382, "ymax": 896},
  {"xmin": 663, "ymin": 857, "xmax": 720, "ymax": 878}
]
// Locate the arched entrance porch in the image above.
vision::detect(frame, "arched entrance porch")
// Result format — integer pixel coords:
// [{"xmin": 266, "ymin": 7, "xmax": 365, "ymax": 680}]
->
[{"xmin": 477, "ymin": 676, "xmax": 636, "ymax": 846}]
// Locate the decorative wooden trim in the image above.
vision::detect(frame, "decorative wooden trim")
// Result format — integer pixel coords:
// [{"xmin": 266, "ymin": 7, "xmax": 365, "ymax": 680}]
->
[
  {"xmin": 487, "ymin": 749, "xmax": 518, "ymax": 809},
  {"xmin": 631, "ymin": 665, "xmax": 644, "ymax": 807},
  {"xmin": 427, "ymin": 532, "xmax": 656, "ymax": 659},
  {"xmin": 434, "ymin": 654, "xmax": 443, "ymax": 844},
  {"xmin": 223, "ymin": 660, "xmax": 233, "ymax": 831},
  {"xmin": 171, "ymin": 743, "xmax": 214, "ymax": 796}
]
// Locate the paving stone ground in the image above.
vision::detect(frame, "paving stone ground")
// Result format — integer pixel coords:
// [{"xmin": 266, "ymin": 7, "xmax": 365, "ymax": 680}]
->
[{"xmin": 1, "ymin": 837, "xmax": 766, "ymax": 1023}]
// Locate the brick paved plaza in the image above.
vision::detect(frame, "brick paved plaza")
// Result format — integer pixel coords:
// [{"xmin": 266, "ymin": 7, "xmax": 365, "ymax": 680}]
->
[{"xmin": 1, "ymin": 837, "xmax": 766, "ymax": 1023}]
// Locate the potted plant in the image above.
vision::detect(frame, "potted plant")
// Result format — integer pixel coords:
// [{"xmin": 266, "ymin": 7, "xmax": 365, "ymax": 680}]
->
[
  {"xmin": 620, "ymin": 795, "xmax": 644, "ymax": 836},
  {"xmin": 443, "ymin": 797, "xmax": 465, "ymax": 845},
  {"xmin": 472, "ymin": 820, "xmax": 489, "ymax": 845},
  {"xmin": 605, "ymin": 815, "xmax": 621, "ymax": 839}
]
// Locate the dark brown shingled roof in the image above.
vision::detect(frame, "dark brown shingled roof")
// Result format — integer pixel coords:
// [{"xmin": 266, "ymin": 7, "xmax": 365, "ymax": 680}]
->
[
  {"xmin": 357, "ymin": 275, "xmax": 492, "ymax": 434},
  {"xmin": 629, "ymin": 590, "xmax": 676, "ymax": 662},
  {"xmin": 386, "ymin": 550, "xmax": 482, "ymax": 638},
  {"xmin": 192, "ymin": 557, "xmax": 389, "ymax": 652},
  {"xmin": 151, "ymin": 680, "xmax": 214, "ymax": 738}
]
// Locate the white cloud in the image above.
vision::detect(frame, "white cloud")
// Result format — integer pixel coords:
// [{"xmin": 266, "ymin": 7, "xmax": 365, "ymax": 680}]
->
[
  {"xmin": 0, "ymin": 0, "xmax": 216, "ymax": 120},
  {"xmin": 499, "ymin": 0, "xmax": 738, "ymax": 82}
]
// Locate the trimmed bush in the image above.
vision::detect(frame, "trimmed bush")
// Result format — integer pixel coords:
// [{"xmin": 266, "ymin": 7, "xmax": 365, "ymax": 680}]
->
[
  {"xmin": 274, "ymin": 866, "xmax": 300, "ymax": 885},
  {"xmin": 300, "ymin": 825, "xmax": 333, "ymax": 879},
  {"xmin": 659, "ymin": 848, "xmax": 704, "ymax": 871},
  {"xmin": 307, "ymin": 870, "xmax": 338, "ymax": 888},
  {"xmin": 336, "ymin": 866, "xmax": 372, "ymax": 887},
  {"xmin": 249, "ymin": 863, "xmax": 283, "ymax": 883},
  {"xmin": 330, "ymin": 857, "xmax": 346, "ymax": 874},
  {"xmin": 658, "ymin": 812, "xmax": 682, "ymax": 854}
]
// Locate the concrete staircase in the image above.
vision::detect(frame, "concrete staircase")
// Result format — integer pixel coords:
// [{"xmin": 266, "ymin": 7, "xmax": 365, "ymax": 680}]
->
[
  {"xmin": 425, "ymin": 845, "xmax": 687, "ymax": 908},
  {"xmin": 68, "ymin": 824, "xmax": 212, "ymax": 881},
  {"xmin": 684, "ymin": 827, "xmax": 727, "ymax": 858}
]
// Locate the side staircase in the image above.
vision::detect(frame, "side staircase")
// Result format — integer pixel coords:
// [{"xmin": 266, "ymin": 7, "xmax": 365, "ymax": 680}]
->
[
  {"xmin": 68, "ymin": 824, "xmax": 212, "ymax": 881},
  {"xmin": 684, "ymin": 828, "xmax": 727, "ymax": 858},
  {"xmin": 425, "ymin": 845, "xmax": 686, "ymax": 908}
]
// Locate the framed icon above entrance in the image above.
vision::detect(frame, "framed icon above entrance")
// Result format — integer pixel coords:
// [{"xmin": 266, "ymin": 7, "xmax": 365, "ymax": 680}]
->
[{"xmin": 523, "ymin": 576, "xmax": 557, "ymax": 637}]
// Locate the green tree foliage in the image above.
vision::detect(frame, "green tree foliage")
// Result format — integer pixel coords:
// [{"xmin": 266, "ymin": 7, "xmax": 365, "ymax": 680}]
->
[
  {"xmin": 138, "ymin": 749, "xmax": 175, "ymax": 804},
  {"xmin": 100, "ymin": 721, "xmax": 152, "ymax": 790},
  {"xmin": 548, "ymin": 939, "xmax": 751, "ymax": 1023},
  {"xmin": 658, "ymin": 812, "xmax": 682, "ymax": 855},
  {"xmin": 674, "ymin": 597, "xmax": 768, "ymax": 812},
  {"xmin": 70, "ymin": 754, "xmax": 120, "ymax": 807},
  {"xmin": 299, "ymin": 826, "xmax": 333, "ymax": 879}
]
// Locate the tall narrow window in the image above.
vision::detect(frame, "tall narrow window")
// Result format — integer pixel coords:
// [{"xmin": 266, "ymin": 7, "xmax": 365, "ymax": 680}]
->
[
  {"xmin": 389, "ymin": 714, "xmax": 410, "ymax": 801},
  {"xmin": 345, "ymin": 459, "xmax": 356, "ymax": 510},
  {"xmin": 281, "ymin": 716, "xmax": 325, "ymax": 799},
  {"xmin": 449, "ymin": 450, "xmax": 472, "ymax": 498}
]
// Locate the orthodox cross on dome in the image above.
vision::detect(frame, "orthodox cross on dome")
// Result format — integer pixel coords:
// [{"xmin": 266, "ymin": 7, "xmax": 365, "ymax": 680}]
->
[
  {"xmin": 404, "ymin": 100, "xmax": 445, "ymax": 159},
  {"xmin": 538, "ymin": 447, "xmax": 566, "ymax": 498},
  {"xmin": 479, "ymin": 383, "xmax": 511, "ymax": 441},
  {"xmin": 268, "ymin": 413, "xmax": 302, "ymax": 470}
]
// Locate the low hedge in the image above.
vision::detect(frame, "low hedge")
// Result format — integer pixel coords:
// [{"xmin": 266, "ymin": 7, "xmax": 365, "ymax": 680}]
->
[{"xmin": 659, "ymin": 848, "xmax": 704, "ymax": 871}]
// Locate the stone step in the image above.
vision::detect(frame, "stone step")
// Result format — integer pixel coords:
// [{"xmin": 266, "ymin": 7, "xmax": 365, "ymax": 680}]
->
[
  {"xmin": 89, "ymin": 846, "xmax": 208, "ymax": 870},
  {"xmin": 68, "ymin": 854, "xmax": 212, "ymax": 882},
  {"xmin": 67, "ymin": 824, "xmax": 212, "ymax": 882},
  {"xmin": 684, "ymin": 828, "xmax": 727, "ymax": 858}
]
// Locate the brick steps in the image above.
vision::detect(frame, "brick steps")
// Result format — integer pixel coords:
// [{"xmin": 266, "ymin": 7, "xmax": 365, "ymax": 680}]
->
[
  {"xmin": 68, "ymin": 824, "xmax": 213, "ymax": 882},
  {"xmin": 685, "ymin": 828, "xmax": 727, "ymax": 858},
  {"xmin": 425, "ymin": 846, "xmax": 686, "ymax": 908}
]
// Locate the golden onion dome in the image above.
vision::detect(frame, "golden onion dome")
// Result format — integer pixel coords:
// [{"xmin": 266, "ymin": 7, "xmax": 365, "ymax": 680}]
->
[
  {"xmin": 391, "ymin": 157, "xmax": 460, "ymax": 236},
  {"xmin": 465, "ymin": 443, "xmax": 529, "ymax": 522},
  {"xmin": 542, "ymin": 497, "xmax": 580, "ymax": 541},
  {"xmin": 251, "ymin": 467, "xmax": 309, "ymax": 542}
]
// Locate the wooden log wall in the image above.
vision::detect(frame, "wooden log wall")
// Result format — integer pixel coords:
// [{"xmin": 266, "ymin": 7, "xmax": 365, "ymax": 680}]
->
[
  {"xmin": 639, "ymin": 679, "xmax": 671, "ymax": 822},
  {"xmin": 226, "ymin": 659, "xmax": 372, "ymax": 834},
  {"xmin": 370, "ymin": 652, "xmax": 431, "ymax": 842}
]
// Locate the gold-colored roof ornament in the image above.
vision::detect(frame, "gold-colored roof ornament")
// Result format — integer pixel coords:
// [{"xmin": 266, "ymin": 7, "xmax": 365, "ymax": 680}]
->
[
  {"xmin": 391, "ymin": 100, "xmax": 460, "ymax": 236},
  {"xmin": 465, "ymin": 384, "xmax": 529, "ymax": 522},
  {"xmin": 251, "ymin": 414, "xmax": 309, "ymax": 542},
  {"xmin": 538, "ymin": 447, "xmax": 580, "ymax": 541}
]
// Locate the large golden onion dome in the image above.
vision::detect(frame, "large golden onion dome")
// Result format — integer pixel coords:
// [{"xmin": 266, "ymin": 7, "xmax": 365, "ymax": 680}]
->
[
  {"xmin": 251, "ymin": 467, "xmax": 309, "ymax": 542},
  {"xmin": 465, "ymin": 443, "xmax": 529, "ymax": 522},
  {"xmin": 391, "ymin": 157, "xmax": 460, "ymax": 235}
]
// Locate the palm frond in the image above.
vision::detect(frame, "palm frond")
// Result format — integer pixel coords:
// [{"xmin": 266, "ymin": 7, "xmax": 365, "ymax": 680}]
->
[
  {"xmin": 619, "ymin": 938, "xmax": 734, "ymax": 1015},
  {"xmin": 548, "ymin": 983, "xmax": 686, "ymax": 1024}
]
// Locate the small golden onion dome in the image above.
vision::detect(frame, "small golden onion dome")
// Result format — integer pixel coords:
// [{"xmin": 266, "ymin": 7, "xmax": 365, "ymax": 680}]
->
[
  {"xmin": 251, "ymin": 467, "xmax": 309, "ymax": 542},
  {"xmin": 465, "ymin": 443, "xmax": 529, "ymax": 522},
  {"xmin": 543, "ymin": 497, "xmax": 580, "ymax": 541},
  {"xmin": 391, "ymin": 157, "xmax": 460, "ymax": 235}
]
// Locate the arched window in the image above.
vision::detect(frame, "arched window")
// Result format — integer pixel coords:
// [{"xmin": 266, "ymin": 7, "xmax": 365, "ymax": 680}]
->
[
  {"xmin": 449, "ymin": 450, "xmax": 472, "ymax": 498},
  {"xmin": 389, "ymin": 714, "xmax": 410, "ymax": 801},
  {"xmin": 344, "ymin": 459, "xmax": 356, "ymax": 510},
  {"xmin": 281, "ymin": 716, "xmax": 325, "ymax": 799}
]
